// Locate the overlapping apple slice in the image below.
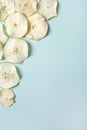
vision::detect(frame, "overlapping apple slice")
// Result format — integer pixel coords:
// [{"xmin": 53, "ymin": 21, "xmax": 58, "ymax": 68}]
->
[
  {"xmin": 26, "ymin": 13, "xmax": 48, "ymax": 40},
  {"xmin": 14, "ymin": 0, "xmax": 37, "ymax": 17},
  {"xmin": 5, "ymin": 13, "xmax": 28, "ymax": 38},
  {"xmin": 38, "ymin": 0, "xmax": 58, "ymax": 20},
  {"xmin": 0, "ymin": 0, "xmax": 15, "ymax": 22}
]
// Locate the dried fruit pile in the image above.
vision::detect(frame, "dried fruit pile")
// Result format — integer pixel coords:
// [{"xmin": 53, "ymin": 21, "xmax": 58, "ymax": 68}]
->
[{"xmin": 0, "ymin": 0, "xmax": 58, "ymax": 107}]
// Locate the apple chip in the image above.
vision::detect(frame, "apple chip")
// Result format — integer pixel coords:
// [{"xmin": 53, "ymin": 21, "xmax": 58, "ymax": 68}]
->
[
  {"xmin": 0, "ymin": 89, "xmax": 15, "ymax": 107},
  {"xmin": 0, "ymin": 63, "xmax": 20, "ymax": 89},
  {"xmin": 0, "ymin": 0, "xmax": 15, "ymax": 22},
  {"xmin": 26, "ymin": 13, "xmax": 48, "ymax": 40},
  {"xmin": 14, "ymin": 0, "xmax": 37, "ymax": 17},
  {"xmin": 5, "ymin": 13, "xmax": 28, "ymax": 38},
  {"xmin": 38, "ymin": 0, "xmax": 58, "ymax": 20},
  {"xmin": 4, "ymin": 39, "xmax": 29, "ymax": 63}
]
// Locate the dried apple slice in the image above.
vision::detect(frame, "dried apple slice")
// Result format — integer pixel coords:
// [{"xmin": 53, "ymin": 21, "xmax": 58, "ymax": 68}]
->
[
  {"xmin": 14, "ymin": 0, "xmax": 37, "ymax": 17},
  {"xmin": 5, "ymin": 13, "xmax": 28, "ymax": 38},
  {"xmin": 0, "ymin": 63, "xmax": 20, "ymax": 89},
  {"xmin": 0, "ymin": 97, "xmax": 14, "ymax": 107},
  {"xmin": 0, "ymin": 89, "xmax": 14, "ymax": 99},
  {"xmin": 0, "ymin": 89, "xmax": 15, "ymax": 107},
  {"xmin": 0, "ymin": 24, "xmax": 8, "ymax": 45},
  {"xmin": 4, "ymin": 39, "xmax": 29, "ymax": 63},
  {"xmin": 0, "ymin": 0, "xmax": 15, "ymax": 22},
  {"xmin": 38, "ymin": 0, "xmax": 58, "ymax": 20},
  {"xmin": 26, "ymin": 13, "xmax": 48, "ymax": 40}
]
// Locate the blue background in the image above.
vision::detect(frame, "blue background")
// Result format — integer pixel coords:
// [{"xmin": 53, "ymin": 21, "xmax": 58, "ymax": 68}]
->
[{"xmin": 0, "ymin": 0, "xmax": 87, "ymax": 129}]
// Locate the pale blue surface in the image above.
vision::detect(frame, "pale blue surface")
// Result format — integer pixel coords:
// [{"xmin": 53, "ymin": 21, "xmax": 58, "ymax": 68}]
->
[{"xmin": 0, "ymin": 0, "xmax": 87, "ymax": 129}]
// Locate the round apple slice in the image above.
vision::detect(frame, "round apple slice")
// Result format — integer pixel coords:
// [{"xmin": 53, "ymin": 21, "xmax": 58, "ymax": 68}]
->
[
  {"xmin": 0, "ymin": 0, "xmax": 15, "ymax": 22},
  {"xmin": 0, "ymin": 89, "xmax": 14, "ymax": 99},
  {"xmin": 4, "ymin": 39, "xmax": 29, "ymax": 63},
  {"xmin": 26, "ymin": 13, "xmax": 48, "ymax": 40},
  {"xmin": 0, "ymin": 24, "xmax": 8, "ymax": 45},
  {"xmin": 5, "ymin": 13, "xmax": 28, "ymax": 38},
  {"xmin": 38, "ymin": 0, "xmax": 58, "ymax": 20},
  {"xmin": 0, "ymin": 89, "xmax": 15, "ymax": 107},
  {"xmin": 0, "ymin": 98, "xmax": 14, "ymax": 107},
  {"xmin": 0, "ymin": 63, "xmax": 20, "ymax": 89},
  {"xmin": 14, "ymin": 0, "xmax": 37, "ymax": 17},
  {"xmin": 0, "ymin": 43, "xmax": 3, "ymax": 60}
]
